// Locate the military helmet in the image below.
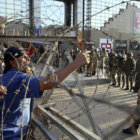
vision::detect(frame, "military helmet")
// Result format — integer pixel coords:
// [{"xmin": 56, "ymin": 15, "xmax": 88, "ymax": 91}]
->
[
  {"xmin": 109, "ymin": 52, "xmax": 113, "ymax": 57},
  {"xmin": 112, "ymin": 52, "xmax": 117, "ymax": 57},
  {"xmin": 122, "ymin": 54, "xmax": 126, "ymax": 59},
  {"xmin": 117, "ymin": 53, "xmax": 122, "ymax": 58},
  {"xmin": 127, "ymin": 52, "xmax": 133, "ymax": 57}
]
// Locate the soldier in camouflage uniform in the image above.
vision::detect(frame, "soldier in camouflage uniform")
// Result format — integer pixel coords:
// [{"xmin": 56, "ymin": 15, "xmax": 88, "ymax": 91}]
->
[
  {"xmin": 93, "ymin": 48, "xmax": 100, "ymax": 75},
  {"xmin": 122, "ymin": 56, "xmax": 140, "ymax": 135},
  {"xmin": 116, "ymin": 53, "xmax": 126, "ymax": 88},
  {"xmin": 86, "ymin": 47, "xmax": 95, "ymax": 77},
  {"xmin": 132, "ymin": 53, "xmax": 140, "ymax": 92},
  {"xmin": 109, "ymin": 52, "xmax": 118, "ymax": 86},
  {"xmin": 108, "ymin": 52, "xmax": 113, "ymax": 77},
  {"xmin": 122, "ymin": 54, "xmax": 140, "ymax": 135},
  {"xmin": 123, "ymin": 52, "xmax": 136, "ymax": 91},
  {"xmin": 99, "ymin": 48, "xmax": 108, "ymax": 77},
  {"xmin": 122, "ymin": 87, "xmax": 140, "ymax": 135}
]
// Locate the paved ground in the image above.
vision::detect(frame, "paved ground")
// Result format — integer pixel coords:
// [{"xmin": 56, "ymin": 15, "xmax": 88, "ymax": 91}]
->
[
  {"xmin": 34, "ymin": 65, "xmax": 140, "ymax": 139},
  {"xmin": 45, "ymin": 74, "xmax": 140, "ymax": 140}
]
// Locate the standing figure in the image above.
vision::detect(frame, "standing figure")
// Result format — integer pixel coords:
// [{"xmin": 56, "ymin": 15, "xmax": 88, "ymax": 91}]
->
[
  {"xmin": 93, "ymin": 48, "xmax": 100, "ymax": 76},
  {"xmin": 110, "ymin": 52, "xmax": 118, "ymax": 86},
  {"xmin": 86, "ymin": 47, "xmax": 95, "ymax": 77},
  {"xmin": 132, "ymin": 53, "xmax": 140, "ymax": 92},
  {"xmin": 123, "ymin": 52, "xmax": 136, "ymax": 91},
  {"xmin": 99, "ymin": 48, "xmax": 108, "ymax": 77},
  {"xmin": 117, "ymin": 53, "xmax": 126, "ymax": 88}
]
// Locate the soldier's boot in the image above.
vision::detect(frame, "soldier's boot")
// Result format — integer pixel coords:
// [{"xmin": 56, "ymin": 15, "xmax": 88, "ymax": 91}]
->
[
  {"xmin": 111, "ymin": 80, "xmax": 116, "ymax": 86},
  {"xmin": 122, "ymin": 83, "xmax": 125, "ymax": 89},
  {"xmin": 116, "ymin": 82, "xmax": 120, "ymax": 87},
  {"xmin": 130, "ymin": 83, "xmax": 133, "ymax": 92},
  {"xmin": 117, "ymin": 76, "xmax": 120, "ymax": 87},
  {"xmin": 132, "ymin": 86, "xmax": 139, "ymax": 92},
  {"xmin": 92, "ymin": 70, "xmax": 96, "ymax": 75},
  {"xmin": 89, "ymin": 73, "xmax": 92, "ymax": 77},
  {"xmin": 125, "ymin": 86, "xmax": 129, "ymax": 90},
  {"xmin": 122, "ymin": 121, "xmax": 139, "ymax": 136},
  {"xmin": 112, "ymin": 82, "xmax": 116, "ymax": 87},
  {"xmin": 111, "ymin": 77, "xmax": 116, "ymax": 86},
  {"xmin": 122, "ymin": 127, "xmax": 138, "ymax": 135},
  {"xmin": 89, "ymin": 72, "xmax": 92, "ymax": 77},
  {"xmin": 86, "ymin": 72, "xmax": 89, "ymax": 77},
  {"xmin": 124, "ymin": 82, "xmax": 129, "ymax": 90}
]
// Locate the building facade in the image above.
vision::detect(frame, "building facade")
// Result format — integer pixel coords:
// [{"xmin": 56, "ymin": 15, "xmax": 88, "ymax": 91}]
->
[
  {"xmin": 85, "ymin": 0, "xmax": 140, "ymax": 29},
  {"xmin": 84, "ymin": 0, "xmax": 140, "ymax": 58},
  {"xmin": 0, "ymin": 0, "xmax": 29, "ymax": 24}
]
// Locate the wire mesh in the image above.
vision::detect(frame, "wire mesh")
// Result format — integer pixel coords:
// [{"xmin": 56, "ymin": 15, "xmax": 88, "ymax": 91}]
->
[{"xmin": 0, "ymin": 0, "xmax": 140, "ymax": 140}]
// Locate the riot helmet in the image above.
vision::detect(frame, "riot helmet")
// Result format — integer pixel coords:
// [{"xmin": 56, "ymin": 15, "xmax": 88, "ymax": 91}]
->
[{"xmin": 127, "ymin": 52, "xmax": 133, "ymax": 57}]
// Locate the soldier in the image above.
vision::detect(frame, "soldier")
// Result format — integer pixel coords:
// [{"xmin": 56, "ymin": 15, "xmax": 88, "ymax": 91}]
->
[
  {"xmin": 109, "ymin": 52, "xmax": 118, "ymax": 86},
  {"xmin": 104, "ymin": 51, "xmax": 109, "ymax": 78},
  {"xmin": 76, "ymin": 47, "xmax": 84, "ymax": 73},
  {"xmin": 93, "ymin": 48, "xmax": 100, "ymax": 75},
  {"xmin": 86, "ymin": 46, "xmax": 95, "ymax": 77},
  {"xmin": 108, "ymin": 51, "xmax": 113, "ymax": 77},
  {"xmin": 122, "ymin": 53, "xmax": 140, "ymax": 135},
  {"xmin": 123, "ymin": 52, "xmax": 136, "ymax": 91},
  {"xmin": 99, "ymin": 48, "xmax": 108, "ymax": 77},
  {"xmin": 132, "ymin": 53, "xmax": 140, "ymax": 92},
  {"xmin": 122, "ymin": 88, "xmax": 140, "ymax": 135},
  {"xmin": 59, "ymin": 50, "xmax": 68, "ymax": 69},
  {"xmin": 116, "ymin": 53, "xmax": 126, "ymax": 88}
]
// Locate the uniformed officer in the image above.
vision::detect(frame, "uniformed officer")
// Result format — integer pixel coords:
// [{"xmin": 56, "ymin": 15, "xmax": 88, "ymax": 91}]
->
[
  {"xmin": 86, "ymin": 46, "xmax": 95, "ymax": 77},
  {"xmin": 93, "ymin": 48, "xmax": 100, "ymax": 75},
  {"xmin": 122, "ymin": 89, "xmax": 140, "ymax": 135},
  {"xmin": 132, "ymin": 53, "xmax": 140, "ymax": 92},
  {"xmin": 99, "ymin": 48, "xmax": 108, "ymax": 77},
  {"xmin": 123, "ymin": 52, "xmax": 136, "ymax": 91},
  {"xmin": 117, "ymin": 53, "xmax": 126, "ymax": 88},
  {"xmin": 122, "ymin": 54, "xmax": 140, "ymax": 135},
  {"xmin": 109, "ymin": 52, "xmax": 118, "ymax": 86},
  {"xmin": 108, "ymin": 52, "xmax": 113, "ymax": 78}
]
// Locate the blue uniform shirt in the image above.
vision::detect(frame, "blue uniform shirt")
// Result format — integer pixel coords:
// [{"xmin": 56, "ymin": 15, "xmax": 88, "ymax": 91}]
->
[{"xmin": 0, "ymin": 69, "xmax": 43, "ymax": 139}]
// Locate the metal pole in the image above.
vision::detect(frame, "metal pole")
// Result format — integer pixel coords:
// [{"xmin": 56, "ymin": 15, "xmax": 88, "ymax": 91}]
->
[
  {"xmin": 29, "ymin": 0, "xmax": 34, "ymax": 35},
  {"xmin": 65, "ymin": 51, "xmax": 99, "ymax": 135}
]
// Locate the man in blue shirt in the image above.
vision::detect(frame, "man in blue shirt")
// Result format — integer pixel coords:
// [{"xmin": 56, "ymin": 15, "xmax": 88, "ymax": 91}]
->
[{"xmin": 0, "ymin": 46, "xmax": 90, "ymax": 140}]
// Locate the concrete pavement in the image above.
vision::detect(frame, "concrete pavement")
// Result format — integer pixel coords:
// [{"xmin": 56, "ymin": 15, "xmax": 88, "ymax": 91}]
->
[
  {"xmin": 34, "ymin": 64, "xmax": 140, "ymax": 139},
  {"xmin": 47, "ymin": 74, "xmax": 140, "ymax": 140}
]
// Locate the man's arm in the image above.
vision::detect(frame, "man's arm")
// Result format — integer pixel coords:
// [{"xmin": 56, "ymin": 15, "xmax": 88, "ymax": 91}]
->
[{"xmin": 39, "ymin": 51, "xmax": 90, "ymax": 91}]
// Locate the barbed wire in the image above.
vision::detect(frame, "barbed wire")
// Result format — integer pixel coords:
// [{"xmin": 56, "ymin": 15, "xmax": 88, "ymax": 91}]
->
[
  {"xmin": 53, "ymin": 81, "xmax": 139, "ymax": 138},
  {"xmin": 0, "ymin": 0, "xmax": 140, "ymax": 139}
]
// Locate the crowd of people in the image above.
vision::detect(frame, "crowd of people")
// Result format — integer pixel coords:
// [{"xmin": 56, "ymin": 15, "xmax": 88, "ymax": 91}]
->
[
  {"xmin": 74, "ymin": 46, "xmax": 140, "ymax": 94},
  {"xmin": 51, "ymin": 45, "xmax": 140, "ymax": 98},
  {"xmin": 0, "ymin": 41, "xmax": 140, "ymax": 139},
  {"xmin": 105, "ymin": 50, "xmax": 140, "ymax": 93},
  {"xmin": 86, "ymin": 47, "xmax": 140, "ymax": 136}
]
